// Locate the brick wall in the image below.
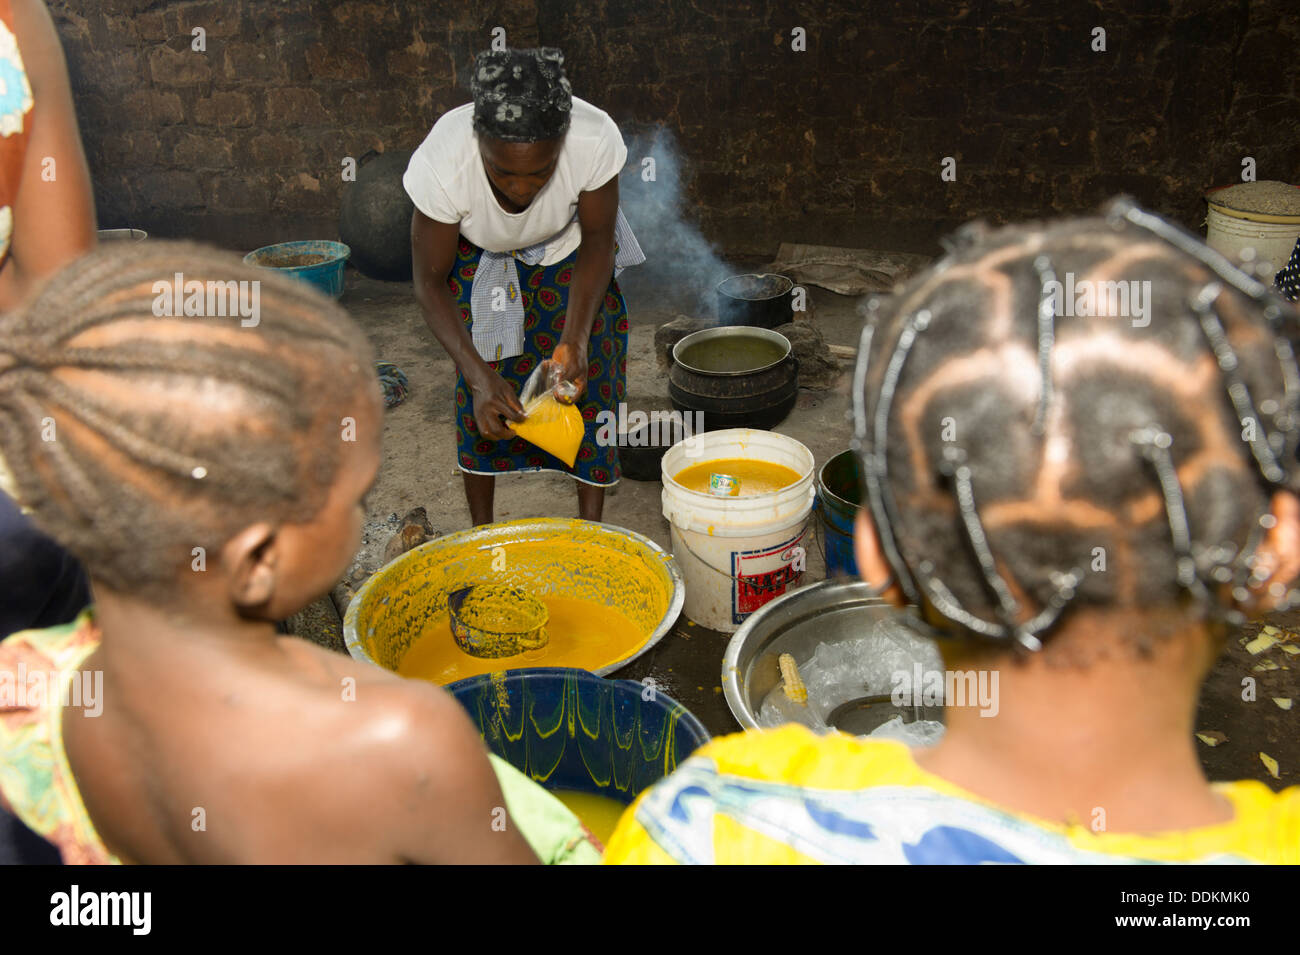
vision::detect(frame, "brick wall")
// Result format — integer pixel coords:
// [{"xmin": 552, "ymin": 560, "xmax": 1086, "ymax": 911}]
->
[
  {"xmin": 50, "ymin": 0, "xmax": 539, "ymax": 249},
  {"xmin": 49, "ymin": 0, "xmax": 1299, "ymax": 256}
]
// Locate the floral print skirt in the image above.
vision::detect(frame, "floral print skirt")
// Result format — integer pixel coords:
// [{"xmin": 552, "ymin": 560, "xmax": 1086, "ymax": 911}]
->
[{"xmin": 449, "ymin": 237, "xmax": 627, "ymax": 486}]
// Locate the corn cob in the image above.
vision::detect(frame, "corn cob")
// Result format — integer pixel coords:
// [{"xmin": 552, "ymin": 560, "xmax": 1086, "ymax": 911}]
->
[{"xmin": 779, "ymin": 653, "xmax": 808, "ymax": 706}]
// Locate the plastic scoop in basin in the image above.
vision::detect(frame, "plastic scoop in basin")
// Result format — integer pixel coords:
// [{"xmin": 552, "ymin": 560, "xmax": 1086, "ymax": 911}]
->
[{"xmin": 447, "ymin": 584, "xmax": 549, "ymax": 658}]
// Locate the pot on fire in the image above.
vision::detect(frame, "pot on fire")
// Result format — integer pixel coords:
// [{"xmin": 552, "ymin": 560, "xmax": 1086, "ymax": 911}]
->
[{"xmin": 668, "ymin": 325, "xmax": 799, "ymax": 431}]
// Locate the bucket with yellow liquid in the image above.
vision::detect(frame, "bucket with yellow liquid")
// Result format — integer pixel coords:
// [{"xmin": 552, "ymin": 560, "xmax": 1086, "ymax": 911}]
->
[
  {"xmin": 662, "ymin": 428, "xmax": 816, "ymax": 632},
  {"xmin": 343, "ymin": 518, "xmax": 683, "ymax": 683}
]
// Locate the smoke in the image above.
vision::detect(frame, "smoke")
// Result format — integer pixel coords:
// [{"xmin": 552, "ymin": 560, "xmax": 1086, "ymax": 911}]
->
[{"xmin": 618, "ymin": 126, "xmax": 732, "ymax": 317}]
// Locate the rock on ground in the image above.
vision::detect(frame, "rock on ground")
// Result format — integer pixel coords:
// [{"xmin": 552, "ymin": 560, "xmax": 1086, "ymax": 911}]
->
[
  {"xmin": 654, "ymin": 314, "xmax": 708, "ymax": 372},
  {"xmin": 284, "ymin": 594, "xmax": 346, "ymax": 655},
  {"xmin": 774, "ymin": 321, "xmax": 839, "ymax": 391}
]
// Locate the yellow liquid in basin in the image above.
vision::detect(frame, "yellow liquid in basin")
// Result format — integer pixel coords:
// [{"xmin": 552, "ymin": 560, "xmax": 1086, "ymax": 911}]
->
[
  {"xmin": 673, "ymin": 458, "xmax": 803, "ymax": 496},
  {"xmin": 551, "ymin": 790, "xmax": 628, "ymax": 846},
  {"xmin": 398, "ymin": 596, "xmax": 648, "ymax": 684}
]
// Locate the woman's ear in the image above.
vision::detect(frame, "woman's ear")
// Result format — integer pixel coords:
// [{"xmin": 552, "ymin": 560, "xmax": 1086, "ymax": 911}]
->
[
  {"xmin": 221, "ymin": 522, "xmax": 281, "ymax": 612},
  {"xmin": 854, "ymin": 508, "xmax": 906, "ymax": 608},
  {"xmin": 1249, "ymin": 490, "xmax": 1300, "ymax": 612}
]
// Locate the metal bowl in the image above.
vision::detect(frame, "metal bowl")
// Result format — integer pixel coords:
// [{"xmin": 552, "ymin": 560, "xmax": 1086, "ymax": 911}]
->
[
  {"xmin": 722, "ymin": 578, "xmax": 941, "ymax": 731},
  {"xmin": 96, "ymin": 228, "xmax": 148, "ymax": 241}
]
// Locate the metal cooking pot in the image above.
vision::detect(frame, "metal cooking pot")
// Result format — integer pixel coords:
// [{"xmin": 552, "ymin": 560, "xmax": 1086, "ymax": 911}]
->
[
  {"xmin": 671, "ymin": 324, "xmax": 792, "ymax": 374},
  {"xmin": 716, "ymin": 272, "xmax": 795, "ymax": 328},
  {"xmin": 668, "ymin": 326, "xmax": 799, "ymax": 431}
]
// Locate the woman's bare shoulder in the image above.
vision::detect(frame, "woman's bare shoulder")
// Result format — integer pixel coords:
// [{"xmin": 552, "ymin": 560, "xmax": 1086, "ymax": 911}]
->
[{"xmin": 186, "ymin": 642, "xmax": 527, "ymax": 861}]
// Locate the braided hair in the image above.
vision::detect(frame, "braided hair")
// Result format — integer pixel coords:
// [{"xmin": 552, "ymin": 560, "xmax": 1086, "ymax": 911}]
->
[
  {"xmin": 0, "ymin": 240, "xmax": 376, "ymax": 600},
  {"xmin": 855, "ymin": 198, "xmax": 1300, "ymax": 656}
]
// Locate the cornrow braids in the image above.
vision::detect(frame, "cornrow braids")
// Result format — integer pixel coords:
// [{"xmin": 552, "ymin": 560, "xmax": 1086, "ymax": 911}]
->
[
  {"xmin": 854, "ymin": 198, "xmax": 1300, "ymax": 655},
  {"xmin": 0, "ymin": 239, "xmax": 377, "ymax": 601}
]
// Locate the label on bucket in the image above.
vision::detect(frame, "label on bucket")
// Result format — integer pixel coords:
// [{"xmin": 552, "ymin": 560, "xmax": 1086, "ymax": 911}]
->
[{"xmin": 732, "ymin": 531, "xmax": 806, "ymax": 624}]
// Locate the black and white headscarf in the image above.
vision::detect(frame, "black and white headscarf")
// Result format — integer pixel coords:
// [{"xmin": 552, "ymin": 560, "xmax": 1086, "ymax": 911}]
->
[{"xmin": 471, "ymin": 47, "xmax": 573, "ymax": 143}]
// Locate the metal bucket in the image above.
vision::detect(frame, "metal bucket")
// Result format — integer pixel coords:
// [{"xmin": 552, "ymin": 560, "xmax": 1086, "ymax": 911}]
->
[{"xmin": 816, "ymin": 449, "xmax": 863, "ymax": 577}]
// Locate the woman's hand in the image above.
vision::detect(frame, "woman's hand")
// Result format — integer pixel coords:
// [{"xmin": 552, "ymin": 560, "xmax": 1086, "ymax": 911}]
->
[
  {"xmin": 468, "ymin": 370, "xmax": 525, "ymax": 441},
  {"xmin": 546, "ymin": 340, "xmax": 589, "ymax": 403}
]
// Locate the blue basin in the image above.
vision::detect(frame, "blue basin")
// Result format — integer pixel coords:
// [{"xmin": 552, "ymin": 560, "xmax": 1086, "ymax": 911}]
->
[
  {"xmin": 447, "ymin": 667, "xmax": 710, "ymax": 805},
  {"xmin": 243, "ymin": 239, "xmax": 350, "ymax": 299}
]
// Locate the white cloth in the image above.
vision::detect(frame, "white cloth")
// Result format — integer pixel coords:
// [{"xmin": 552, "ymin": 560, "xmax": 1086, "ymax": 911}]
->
[
  {"xmin": 404, "ymin": 96, "xmax": 627, "ymax": 266},
  {"xmin": 467, "ymin": 210, "xmax": 644, "ymax": 362}
]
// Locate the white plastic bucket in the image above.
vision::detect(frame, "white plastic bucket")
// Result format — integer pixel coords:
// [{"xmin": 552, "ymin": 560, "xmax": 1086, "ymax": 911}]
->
[
  {"xmin": 1205, "ymin": 204, "xmax": 1300, "ymax": 278},
  {"xmin": 661, "ymin": 428, "xmax": 816, "ymax": 632}
]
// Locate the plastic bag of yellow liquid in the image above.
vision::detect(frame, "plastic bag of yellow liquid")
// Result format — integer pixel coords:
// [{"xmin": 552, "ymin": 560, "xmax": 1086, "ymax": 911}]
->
[{"xmin": 508, "ymin": 365, "xmax": 584, "ymax": 467}]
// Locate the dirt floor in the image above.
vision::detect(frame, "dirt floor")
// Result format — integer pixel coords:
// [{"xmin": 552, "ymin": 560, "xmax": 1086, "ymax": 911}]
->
[
  {"xmin": 302, "ymin": 260, "xmax": 1299, "ymax": 793},
  {"xmin": 343, "ymin": 257, "xmax": 865, "ymax": 553}
]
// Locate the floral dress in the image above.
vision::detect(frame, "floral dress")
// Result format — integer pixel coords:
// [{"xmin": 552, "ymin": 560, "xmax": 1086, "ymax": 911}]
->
[
  {"xmin": 450, "ymin": 237, "xmax": 629, "ymax": 486},
  {"xmin": 0, "ymin": 0, "xmax": 34, "ymax": 267}
]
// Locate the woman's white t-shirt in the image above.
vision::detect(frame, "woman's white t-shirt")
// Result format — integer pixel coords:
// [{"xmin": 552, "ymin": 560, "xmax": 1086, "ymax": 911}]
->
[{"xmin": 403, "ymin": 96, "xmax": 627, "ymax": 266}]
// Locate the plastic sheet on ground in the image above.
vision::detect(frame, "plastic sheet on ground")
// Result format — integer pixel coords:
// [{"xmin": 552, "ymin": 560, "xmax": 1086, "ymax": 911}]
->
[
  {"xmin": 765, "ymin": 243, "xmax": 932, "ymax": 296},
  {"xmin": 757, "ymin": 616, "xmax": 945, "ymax": 745}
]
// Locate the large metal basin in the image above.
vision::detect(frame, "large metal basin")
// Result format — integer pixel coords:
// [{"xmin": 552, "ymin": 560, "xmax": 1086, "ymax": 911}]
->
[
  {"xmin": 344, "ymin": 518, "xmax": 684, "ymax": 679},
  {"xmin": 722, "ymin": 578, "xmax": 939, "ymax": 731}
]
